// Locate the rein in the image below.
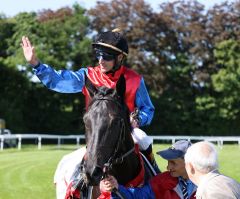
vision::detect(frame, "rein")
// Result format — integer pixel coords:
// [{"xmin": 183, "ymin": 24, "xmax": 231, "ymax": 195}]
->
[
  {"xmin": 107, "ymin": 147, "xmax": 135, "ymax": 166},
  {"xmin": 93, "ymin": 95, "xmax": 135, "ymax": 167},
  {"xmin": 94, "ymin": 95, "xmax": 134, "ymax": 199}
]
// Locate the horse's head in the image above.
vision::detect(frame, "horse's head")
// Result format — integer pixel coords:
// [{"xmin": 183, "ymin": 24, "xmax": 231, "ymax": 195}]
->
[{"xmin": 82, "ymin": 75, "xmax": 134, "ymax": 186}]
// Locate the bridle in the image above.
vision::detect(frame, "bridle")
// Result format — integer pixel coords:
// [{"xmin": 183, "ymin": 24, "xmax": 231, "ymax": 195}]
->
[
  {"xmin": 91, "ymin": 94, "xmax": 135, "ymax": 171},
  {"xmin": 104, "ymin": 117, "xmax": 134, "ymax": 168}
]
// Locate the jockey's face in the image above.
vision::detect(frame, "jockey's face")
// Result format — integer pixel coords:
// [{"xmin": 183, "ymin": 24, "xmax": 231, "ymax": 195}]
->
[
  {"xmin": 98, "ymin": 57, "xmax": 115, "ymax": 73},
  {"xmin": 96, "ymin": 50, "xmax": 123, "ymax": 73},
  {"xmin": 167, "ymin": 158, "xmax": 188, "ymax": 179}
]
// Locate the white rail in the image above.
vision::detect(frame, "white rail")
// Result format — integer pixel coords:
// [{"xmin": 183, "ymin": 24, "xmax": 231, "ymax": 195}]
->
[
  {"xmin": 0, "ymin": 134, "xmax": 240, "ymax": 150},
  {"xmin": 150, "ymin": 135, "xmax": 240, "ymax": 149},
  {"xmin": 0, "ymin": 134, "xmax": 85, "ymax": 150}
]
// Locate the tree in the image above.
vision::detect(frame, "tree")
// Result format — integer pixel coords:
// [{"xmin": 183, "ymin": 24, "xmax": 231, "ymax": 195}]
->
[
  {"xmin": 0, "ymin": 63, "xmax": 30, "ymax": 132},
  {"xmin": 0, "ymin": 14, "xmax": 15, "ymax": 60},
  {"xmin": 1, "ymin": 4, "xmax": 91, "ymax": 133},
  {"xmin": 1, "ymin": 0, "xmax": 240, "ymax": 135},
  {"xmin": 89, "ymin": 0, "xmax": 240, "ymax": 135},
  {"xmin": 212, "ymin": 40, "xmax": 240, "ymax": 120},
  {"xmin": 88, "ymin": 0, "xmax": 169, "ymax": 95},
  {"xmin": 195, "ymin": 40, "xmax": 240, "ymax": 135}
]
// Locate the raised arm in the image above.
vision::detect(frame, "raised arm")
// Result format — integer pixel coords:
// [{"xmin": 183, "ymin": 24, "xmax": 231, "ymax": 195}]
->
[
  {"xmin": 21, "ymin": 36, "xmax": 86, "ymax": 93},
  {"xmin": 21, "ymin": 36, "xmax": 39, "ymax": 67}
]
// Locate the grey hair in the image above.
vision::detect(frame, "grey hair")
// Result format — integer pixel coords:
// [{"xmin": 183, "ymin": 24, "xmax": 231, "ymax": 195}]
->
[{"xmin": 185, "ymin": 141, "xmax": 219, "ymax": 173}]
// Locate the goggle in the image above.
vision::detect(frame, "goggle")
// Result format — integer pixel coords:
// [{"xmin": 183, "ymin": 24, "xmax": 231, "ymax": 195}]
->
[{"xmin": 95, "ymin": 50, "xmax": 116, "ymax": 61}]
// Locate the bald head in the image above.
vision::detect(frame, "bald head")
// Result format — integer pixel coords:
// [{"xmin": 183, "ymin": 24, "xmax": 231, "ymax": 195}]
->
[{"xmin": 185, "ymin": 141, "xmax": 218, "ymax": 174}]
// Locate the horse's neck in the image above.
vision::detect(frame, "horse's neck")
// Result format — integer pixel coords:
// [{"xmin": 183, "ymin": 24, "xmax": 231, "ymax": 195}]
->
[{"xmin": 113, "ymin": 150, "xmax": 142, "ymax": 185}]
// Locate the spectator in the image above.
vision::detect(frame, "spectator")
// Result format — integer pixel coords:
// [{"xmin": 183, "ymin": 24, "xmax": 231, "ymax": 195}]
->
[
  {"xmin": 185, "ymin": 141, "xmax": 240, "ymax": 199},
  {"xmin": 100, "ymin": 140, "xmax": 197, "ymax": 199}
]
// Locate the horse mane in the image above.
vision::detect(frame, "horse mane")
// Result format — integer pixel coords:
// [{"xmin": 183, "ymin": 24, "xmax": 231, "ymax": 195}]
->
[
  {"xmin": 83, "ymin": 85, "xmax": 132, "ymax": 151},
  {"xmin": 87, "ymin": 86, "xmax": 129, "ymax": 117}
]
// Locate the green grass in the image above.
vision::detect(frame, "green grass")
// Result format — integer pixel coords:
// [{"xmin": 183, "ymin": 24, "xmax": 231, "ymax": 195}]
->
[
  {"xmin": 0, "ymin": 145, "xmax": 77, "ymax": 199},
  {"xmin": 0, "ymin": 144, "xmax": 239, "ymax": 199}
]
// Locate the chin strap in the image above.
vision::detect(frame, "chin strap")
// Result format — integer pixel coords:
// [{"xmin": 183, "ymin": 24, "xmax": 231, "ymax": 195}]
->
[{"xmin": 106, "ymin": 56, "xmax": 124, "ymax": 75}]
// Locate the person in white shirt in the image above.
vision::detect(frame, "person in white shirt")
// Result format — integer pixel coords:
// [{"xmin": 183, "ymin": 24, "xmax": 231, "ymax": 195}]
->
[{"xmin": 184, "ymin": 141, "xmax": 240, "ymax": 199}]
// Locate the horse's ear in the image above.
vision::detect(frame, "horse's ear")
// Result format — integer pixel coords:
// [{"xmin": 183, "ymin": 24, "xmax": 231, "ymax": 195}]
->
[
  {"xmin": 85, "ymin": 71, "xmax": 97, "ymax": 97},
  {"xmin": 116, "ymin": 74, "xmax": 126, "ymax": 101}
]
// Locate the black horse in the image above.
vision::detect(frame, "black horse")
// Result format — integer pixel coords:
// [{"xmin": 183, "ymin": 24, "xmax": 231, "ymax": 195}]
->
[{"xmin": 79, "ymin": 75, "xmax": 152, "ymax": 198}]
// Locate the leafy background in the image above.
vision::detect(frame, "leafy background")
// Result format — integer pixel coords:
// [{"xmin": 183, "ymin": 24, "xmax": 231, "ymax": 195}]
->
[{"xmin": 0, "ymin": 0, "xmax": 240, "ymax": 135}]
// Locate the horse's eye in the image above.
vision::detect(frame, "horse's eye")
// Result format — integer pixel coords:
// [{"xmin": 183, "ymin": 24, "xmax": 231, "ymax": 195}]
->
[
  {"xmin": 83, "ymin": 118, "xmax": 91, "ymax": 131},
  {"xmin": 85, "ymin": 123, "xmax": 91, "ymax": 131}
]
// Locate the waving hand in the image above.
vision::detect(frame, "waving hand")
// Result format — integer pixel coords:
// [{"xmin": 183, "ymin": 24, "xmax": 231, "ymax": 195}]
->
[{"xmin": 21, "ymin": 36, "xmax": 39, "ymax": 66}]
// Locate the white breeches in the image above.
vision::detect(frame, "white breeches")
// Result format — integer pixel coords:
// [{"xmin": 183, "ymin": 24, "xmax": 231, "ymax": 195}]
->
[{"xmin": 131, "ymin": 128, "xmax": 153, "ymax": 151}]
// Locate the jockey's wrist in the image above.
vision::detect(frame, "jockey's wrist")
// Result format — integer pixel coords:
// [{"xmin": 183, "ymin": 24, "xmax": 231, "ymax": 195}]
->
[{"xmin": 29, "ymin": 61, "xmax": 41, "ymax": 68}]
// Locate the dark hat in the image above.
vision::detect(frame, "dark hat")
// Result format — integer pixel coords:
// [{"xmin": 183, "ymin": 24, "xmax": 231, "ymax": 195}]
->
[
  {"xmin": 157, "ymin": 140, "xmax": 192, "ymax": 160},
  {"xmin": 92, "ymin": 29, "xmax": 128, "ymax": 56}
]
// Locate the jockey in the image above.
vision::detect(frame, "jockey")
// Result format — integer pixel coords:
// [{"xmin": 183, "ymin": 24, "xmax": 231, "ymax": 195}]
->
[{"xmin": 21, "ymin": 29, "xmax": 159, "ymax": 170}]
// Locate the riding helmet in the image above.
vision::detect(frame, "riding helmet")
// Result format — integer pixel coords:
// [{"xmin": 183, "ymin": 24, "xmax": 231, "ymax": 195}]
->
[{"xmin": 92, "ymin": 28, "xmax": 128, "ymax": 56}]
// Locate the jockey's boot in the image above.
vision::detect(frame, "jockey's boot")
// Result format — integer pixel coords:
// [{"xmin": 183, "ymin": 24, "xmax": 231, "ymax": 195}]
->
[{"xmin": 141, "ymin": 144, "xmax": 161, "ymax": 174}]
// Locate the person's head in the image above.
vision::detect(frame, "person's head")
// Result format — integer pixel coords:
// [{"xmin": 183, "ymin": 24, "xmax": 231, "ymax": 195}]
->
[
  {"xmin": 157, "ymin": 140, "xmax": 192, "ymax": 179},
  {"xmin": 92, "ymin": 28, "xmax": 128, "ymax": 73},
  {"xmin": 184, "ymin": 141, "xmax": 219, "ymax": 185}
]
